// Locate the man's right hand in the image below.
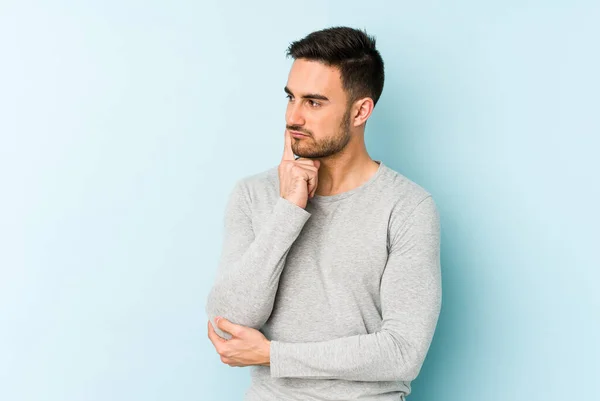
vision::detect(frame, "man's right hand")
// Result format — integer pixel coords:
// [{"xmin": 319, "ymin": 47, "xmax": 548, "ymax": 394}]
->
[{"xmin": 278, "ymin": 130, "xmax": 320, "ymax": 209}]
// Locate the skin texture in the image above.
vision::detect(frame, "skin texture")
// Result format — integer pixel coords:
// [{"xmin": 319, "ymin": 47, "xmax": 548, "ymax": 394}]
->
[{"xmin": 208, "ymin": 58, "xmax": 380, "ymax": 367}]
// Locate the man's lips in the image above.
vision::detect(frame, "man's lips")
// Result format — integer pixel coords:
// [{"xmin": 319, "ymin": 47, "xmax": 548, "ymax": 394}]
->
[{"xmin": 289, "ymin": 130, "xmax": 309, "ymax": 137}]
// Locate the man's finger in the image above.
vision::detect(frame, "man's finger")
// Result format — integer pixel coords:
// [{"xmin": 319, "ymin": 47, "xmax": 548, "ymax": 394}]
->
[
  {"xmin": 216, "ymin": 317, "xmax": 241, "ymax": 337},
  {"xmin": 208, "ymin": 320, "xmax": 226, "ymax": 344},
  {"xmin": 294, "ymin": 157, "xmax": 317, "ymax": 166},
  {"xmin": 282, "ymin": 130, "xmax": 295, "ymax": 161}
]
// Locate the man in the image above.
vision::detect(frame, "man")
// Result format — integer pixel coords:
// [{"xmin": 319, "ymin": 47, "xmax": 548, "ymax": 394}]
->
[{"xmin": 206, "ymin": 26, "xmax": 442, "ymax": 401}]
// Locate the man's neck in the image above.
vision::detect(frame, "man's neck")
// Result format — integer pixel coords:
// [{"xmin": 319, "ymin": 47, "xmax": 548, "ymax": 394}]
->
[{"xmin": 314, "ymin": 151, "xmax": 380, "ymax": 196}]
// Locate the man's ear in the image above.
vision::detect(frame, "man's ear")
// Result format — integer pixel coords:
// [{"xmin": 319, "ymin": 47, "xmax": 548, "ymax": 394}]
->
[{"xmin": 352, "ymin": 97, "xmax": 375, "ymax": 127}]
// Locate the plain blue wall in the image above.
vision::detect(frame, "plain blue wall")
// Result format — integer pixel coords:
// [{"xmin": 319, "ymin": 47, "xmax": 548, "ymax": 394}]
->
[{"xmin": 1, "ymin": 1, "xmax": 598, "ymax": 400}]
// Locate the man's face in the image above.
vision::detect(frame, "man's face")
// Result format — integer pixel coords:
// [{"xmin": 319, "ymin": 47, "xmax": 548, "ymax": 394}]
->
[{"xmin": 284, "ymin": 59, "xmax": 352, "ymax": 159}]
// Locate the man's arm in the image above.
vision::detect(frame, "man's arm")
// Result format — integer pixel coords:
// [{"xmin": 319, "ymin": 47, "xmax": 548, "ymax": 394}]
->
[
  {"xmin": 205, "ymin": 179, "xmax": 311, "ymax": 340},
  {"xmin": 269, "ymin": 196, "xmax": 442, "ymax": 382}
]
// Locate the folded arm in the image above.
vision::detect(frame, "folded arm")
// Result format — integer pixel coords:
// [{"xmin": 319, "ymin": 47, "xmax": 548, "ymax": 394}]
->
[
  {"xmin": 205, "ymin": 180, "xmax": 311, "ymax": 340},
  {"xmin": 269, "ymin": 196, "xmax": 442, "ymax": 382}
]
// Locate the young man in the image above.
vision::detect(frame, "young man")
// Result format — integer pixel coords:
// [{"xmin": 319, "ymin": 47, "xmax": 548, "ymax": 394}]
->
[{"xmin": 206, "ymin": 26, "xmax": 442, "ymax": 401}]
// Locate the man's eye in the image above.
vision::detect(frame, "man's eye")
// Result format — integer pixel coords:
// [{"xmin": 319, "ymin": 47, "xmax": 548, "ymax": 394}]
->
[
  {"xmin": 285, "ymin": 95, "xmax": 293, "ymax": 101},
  {"xmin": 308, "ymin": 100, "xmax": 320, "ymax": 107}
]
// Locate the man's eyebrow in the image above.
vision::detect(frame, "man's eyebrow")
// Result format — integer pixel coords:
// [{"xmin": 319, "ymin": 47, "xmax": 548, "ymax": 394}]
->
[{"xmin": 284, "ymin": 86, "xmax": 330, "ymax": 102}]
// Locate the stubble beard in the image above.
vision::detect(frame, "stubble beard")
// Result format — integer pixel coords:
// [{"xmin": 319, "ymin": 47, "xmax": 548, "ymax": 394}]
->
[{"xmin": 292, "ymin": 107, "xmax": 352, "ymax": 159}]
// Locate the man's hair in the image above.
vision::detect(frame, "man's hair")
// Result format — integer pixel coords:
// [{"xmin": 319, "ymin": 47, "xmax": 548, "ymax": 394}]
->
[{"xmin": 286, "ymin": 26, "xmax": 385, "ymax": 107}]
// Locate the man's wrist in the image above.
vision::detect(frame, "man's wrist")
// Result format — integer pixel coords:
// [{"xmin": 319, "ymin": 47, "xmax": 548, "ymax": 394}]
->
[{"xmin": 263, "ymin": 340, "xmax": 271, "ymax": 366}]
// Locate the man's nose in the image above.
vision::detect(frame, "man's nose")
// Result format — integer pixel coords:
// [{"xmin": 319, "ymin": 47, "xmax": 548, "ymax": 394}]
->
[{"xmin": 286, "ymin": 103, "xmax": 305, "ymax": 127}]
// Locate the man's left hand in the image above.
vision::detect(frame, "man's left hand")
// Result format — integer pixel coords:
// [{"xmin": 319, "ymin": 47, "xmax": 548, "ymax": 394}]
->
[{"xmin": 207, "ymin": 317, "xmax": 271, "ymax": 367}]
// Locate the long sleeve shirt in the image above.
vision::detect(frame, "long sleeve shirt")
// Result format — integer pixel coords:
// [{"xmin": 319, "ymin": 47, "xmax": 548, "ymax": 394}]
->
[{"xmin": 205, "ymin": 160, "xmax": 442, "ymax": 401}]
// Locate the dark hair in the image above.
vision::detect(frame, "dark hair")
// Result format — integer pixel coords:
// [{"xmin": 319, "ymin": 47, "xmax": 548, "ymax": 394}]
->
[{"xmin": 286, "ymin": 26, "xmax": 385, "ymax": 106}]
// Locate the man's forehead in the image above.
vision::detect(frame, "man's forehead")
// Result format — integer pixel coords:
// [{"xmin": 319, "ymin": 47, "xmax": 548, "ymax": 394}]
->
[{"xmin": 286, "ymin": 59, "xmax": 343, "ymax": 95}]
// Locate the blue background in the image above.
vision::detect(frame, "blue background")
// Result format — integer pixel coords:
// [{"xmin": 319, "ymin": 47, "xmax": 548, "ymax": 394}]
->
[{"xmin": 1, "ymin": 1, "xmax": 598, "ymax": 400}]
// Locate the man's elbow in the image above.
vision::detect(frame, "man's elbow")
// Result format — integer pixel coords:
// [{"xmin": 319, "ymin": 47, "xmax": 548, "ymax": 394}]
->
[{"xmin": 205, "ymin": 287, "xmax": 270, "ymax": 332}]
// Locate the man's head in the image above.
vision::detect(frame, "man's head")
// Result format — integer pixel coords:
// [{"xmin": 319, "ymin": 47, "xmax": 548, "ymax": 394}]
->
[{"xmin": 284, "ymin": 26, "xmax": 385, "ymax": 159}]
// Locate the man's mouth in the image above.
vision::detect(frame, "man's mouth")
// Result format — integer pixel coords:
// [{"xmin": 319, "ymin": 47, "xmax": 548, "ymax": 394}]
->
[{"xmin": 289, "ymin": 130, "xmax": 309, "ymax": 137}]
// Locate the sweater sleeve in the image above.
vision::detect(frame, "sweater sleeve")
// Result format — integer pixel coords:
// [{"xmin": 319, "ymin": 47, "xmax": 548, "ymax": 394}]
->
[
  {"xmin": 205, "ymin": 179, "xmax": 311, "ymax": 340},
  {"xmin": 269, "ymin": 196, "xmax": 442, "ymax": 382}
]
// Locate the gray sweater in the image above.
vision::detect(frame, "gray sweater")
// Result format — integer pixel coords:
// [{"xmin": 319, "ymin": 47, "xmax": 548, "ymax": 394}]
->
[{"xmin": 205, "ymin": 160, "xmax": 442, "ymax": 400}]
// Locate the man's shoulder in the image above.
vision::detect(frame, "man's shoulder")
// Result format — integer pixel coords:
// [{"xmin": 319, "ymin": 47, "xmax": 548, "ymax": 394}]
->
[
  {"xmin": 378, "ymin": 162, "xmax": 434, "ymax": 207},
  {"xmin": 378, "ymin": 163, "xmax": 439, "ymax": 241},
  {"xmin": 235, "ymin": 164, "xmax": 278, "ymax": 189},
  {"xmin": 230, "ymin": 164, "xmax": 279, "ymax": 205}
]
